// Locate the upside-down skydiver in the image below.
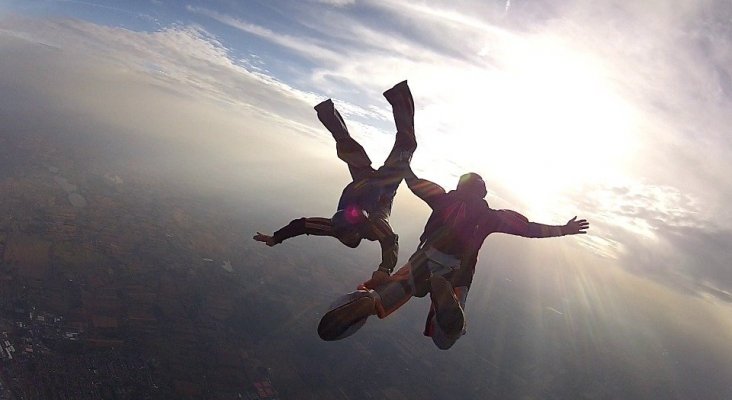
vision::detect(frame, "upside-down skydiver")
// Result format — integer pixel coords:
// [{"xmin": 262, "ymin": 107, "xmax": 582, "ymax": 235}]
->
[{"xmin": 253, "ymin": 80, "xmax": 416, "ymax": 282}]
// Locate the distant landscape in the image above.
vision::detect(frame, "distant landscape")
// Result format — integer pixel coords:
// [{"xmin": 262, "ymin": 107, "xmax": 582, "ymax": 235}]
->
[{"xmin": 1, "ymin": 125, "xmax": 728, "ymax": 399}]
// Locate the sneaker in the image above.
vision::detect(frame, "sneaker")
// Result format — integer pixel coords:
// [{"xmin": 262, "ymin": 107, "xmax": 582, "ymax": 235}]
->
[
  {"xmin": 429, "ymin": 274, "xmax": 464, "ymax": 337},
  {"xmin": 318, "ymin": 295, "xmax": 375, "ymax": 341}
]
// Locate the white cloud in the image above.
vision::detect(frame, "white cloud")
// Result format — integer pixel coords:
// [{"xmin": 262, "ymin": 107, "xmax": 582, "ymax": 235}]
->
[{"xmin": 186, "ymin": 6, "xmax": 343, "ymax": 64}]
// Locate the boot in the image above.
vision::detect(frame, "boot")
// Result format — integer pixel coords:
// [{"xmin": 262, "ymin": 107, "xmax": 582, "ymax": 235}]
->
[
  {"xmin": 429, "ymin": 274, "xmax": 465, "ymax": 337},
  {"xmin": 318, "ymin": 291, "xmax": 376, "ymax": 341}
]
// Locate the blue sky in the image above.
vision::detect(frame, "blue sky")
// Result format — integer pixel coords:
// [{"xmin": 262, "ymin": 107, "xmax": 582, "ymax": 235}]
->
[{"xmin": 2, "ymin": 0, "xmax": 732, "ymax": 383}]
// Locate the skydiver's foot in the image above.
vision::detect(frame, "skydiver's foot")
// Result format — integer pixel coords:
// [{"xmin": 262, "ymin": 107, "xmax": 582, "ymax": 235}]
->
[
  {"xmin": 314, "ymin": 98, "xmax": 334, "ymax": 113},
  {"xmin": 314, "ymin": 98, "xmax": 353, "ymax": 142},
  {"xmin": 383, "ymin": 81, "xmax": 415, "ymax": 141},
  {"xmin": 318, "ymin": 294, "xmax": 375, "ymax": 341},
  {"xmin": 429, "ymin": 274, "xmax": 465, "ymax": 337},
  {"xmin": 383, "ymin": 80, "xmax": 409, "ymax": 101}
]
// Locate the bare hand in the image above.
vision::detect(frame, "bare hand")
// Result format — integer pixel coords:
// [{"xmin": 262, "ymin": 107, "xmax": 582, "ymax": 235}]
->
[
  {"xmin": 358, "ymin": 270, "xmax": 390, "ymax": 290},
  {"xmin": 253, "ymin": 232, "xmax": 277, "ymax": 247},
  {"xmin": 563, "ymin": 217, "xmax": 589, "ymax": 235}
]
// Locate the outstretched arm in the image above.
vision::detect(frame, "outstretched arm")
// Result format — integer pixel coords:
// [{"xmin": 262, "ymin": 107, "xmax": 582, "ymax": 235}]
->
[
  {"xmin": 523, "ymin": 216, "xmax": 589, "ymax": 238},
  {"xmin": 253, "ymin": 217, "xmax": 335, "ymax": 246},
  {"xmin": 405, "ymin": 167, "xmax": 445, "ymax": 208},
  {"xmin": 492, "ymin": 211, "xmax": 589, "ymax": 238}
]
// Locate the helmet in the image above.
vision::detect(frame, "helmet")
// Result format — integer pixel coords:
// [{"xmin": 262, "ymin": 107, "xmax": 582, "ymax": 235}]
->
[
  {"xmin": 332, "ymin": 206, "xmax": 369, "ymax": 247},
  {"xmin": 456, "ymin": 172, "xmax": 487, "ymax": 198}
]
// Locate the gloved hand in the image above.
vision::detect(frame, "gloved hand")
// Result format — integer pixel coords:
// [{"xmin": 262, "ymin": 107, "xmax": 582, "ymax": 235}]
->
[{"xmin": 358, "ymin": 269, "xmax": 390, "ymax": 290}]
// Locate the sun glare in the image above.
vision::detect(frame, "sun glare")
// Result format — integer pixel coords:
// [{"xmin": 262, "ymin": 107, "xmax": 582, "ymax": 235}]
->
[{"xmin": 428, "ymin": 36, "xmax": 639, "ymax": 217}]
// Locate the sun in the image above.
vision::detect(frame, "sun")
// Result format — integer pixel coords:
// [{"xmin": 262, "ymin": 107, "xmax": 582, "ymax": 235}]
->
[{"xmin": 428, "ymin": 35, "xmax": 639, "ymax": 217}]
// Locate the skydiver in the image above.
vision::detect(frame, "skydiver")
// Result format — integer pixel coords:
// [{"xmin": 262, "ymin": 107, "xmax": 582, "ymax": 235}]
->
[
  {"xmin": 253, "ymin": 81, "xmax": 417, "ymax": 280},
  {"xmin": 318, "ymin": 169, "xmax": 589, "ymax": 349}
]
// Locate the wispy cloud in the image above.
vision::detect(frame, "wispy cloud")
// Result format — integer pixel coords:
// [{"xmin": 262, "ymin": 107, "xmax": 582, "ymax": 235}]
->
[
  {"xmin": 186, "ymin": 5, "xmax": 343, "ymax": 64},
  {"xmin": 1, "ymin": 16, "xmax": 331, "ymax": 135},
  {"xmin": 311, "ymin": 0, "xmax": 355, "ymax": 7}
]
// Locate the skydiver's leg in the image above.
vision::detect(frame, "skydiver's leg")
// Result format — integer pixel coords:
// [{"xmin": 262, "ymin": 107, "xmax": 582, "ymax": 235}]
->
[
  {"xmin": 314, "ymin": 99, "xmax": 373, "ymax": 180},
  {"xmin": 368, "ymin": 81, "xmax": 417, "ymax": 217},
  {"xmin": 370, "ymin": 250, "xmax": 431, "ymax": 318},
  {"xmin": 381, "ymin": 80, "xmax": 417, "ymax": 169},
  {"xmin": 425, "ymin": 285, "xmax": 469, "ymax": 350},
  {"xmin": 373, "ymin": 247, "xmax": 467, "ymax": 349},
  {"xmin": 317, "ymin": 250, "xmax": 429, "ymax": 341},
  {"xmin": 370, "ymin": 262, "xmax": 415, "ymax": 318},
  {"xmin": 427, "ymin": 274, "xmax": 465, "ymax": 338}
]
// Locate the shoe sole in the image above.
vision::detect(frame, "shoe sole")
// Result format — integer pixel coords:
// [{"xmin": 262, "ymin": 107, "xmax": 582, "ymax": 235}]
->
[
  {"xmin": 430, "ymin": 275, "xmax": 464, "ymax": 337},
  {"xmin": 318, "ymin": 297, "xmax": 374, "ymax": 341}
]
